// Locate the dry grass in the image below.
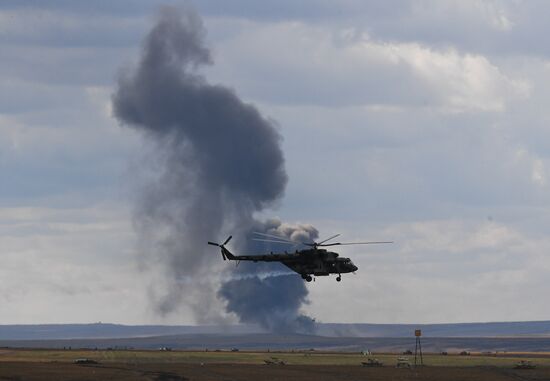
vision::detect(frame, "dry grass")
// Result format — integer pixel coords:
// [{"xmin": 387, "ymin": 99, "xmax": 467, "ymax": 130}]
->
[
  {"xmin": 2, "ymin": 348, "xmax": 550, "ymax": 366},
  {"xmin": 1, "ymin": 349, "xmax": 550, "ymax": 380}
]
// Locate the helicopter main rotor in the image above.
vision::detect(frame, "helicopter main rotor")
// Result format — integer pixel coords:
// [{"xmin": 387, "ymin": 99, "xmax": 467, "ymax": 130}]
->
[{"xmin": 252, "ymin": 232, "xmax": 392, "ymax": 249}]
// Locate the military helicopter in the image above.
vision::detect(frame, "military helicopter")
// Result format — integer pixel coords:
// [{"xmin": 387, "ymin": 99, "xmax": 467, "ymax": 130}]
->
[{"xmin": 208, "ymin": 232, "xmax": 392, "ymax": 282}]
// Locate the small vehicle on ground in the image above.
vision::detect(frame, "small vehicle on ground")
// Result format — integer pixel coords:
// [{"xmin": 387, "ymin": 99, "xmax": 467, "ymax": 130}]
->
[
  {"xmin": 264, "ymin": 357, "xmax": 286, "ymax": 365},
  {"xmin": 362, "ymin": 358, "xmax": 383, "ymax": 367},
  {"xmin": 396, "ymin": 357, "xmax": 411, "ymax": 368},
  {"xmin": 515, "ymin": 360, "xmax": 536, "ymax": 369},
  {"xmin": 73, "ymin": 358, "xmax": 98, "ymax": 365}
]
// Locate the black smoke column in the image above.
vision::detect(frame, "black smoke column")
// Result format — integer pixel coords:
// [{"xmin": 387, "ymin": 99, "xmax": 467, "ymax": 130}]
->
[
  {"xmin": 220, "ymin": 219, "xmax": 318, "ymax": 333},
  {"xmin": 112, "ymin": 6, "xmax": 315, "ymax": 332}
]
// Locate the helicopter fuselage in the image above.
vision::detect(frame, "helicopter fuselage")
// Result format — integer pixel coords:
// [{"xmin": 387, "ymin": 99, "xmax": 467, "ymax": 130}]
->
[
  {"xmin": 218, "ymin": 246, "xmax": 358, "ymax": 282},
  {"xmin": 277, "ymin": 248, "xmax": 358, "ymax": 277}
]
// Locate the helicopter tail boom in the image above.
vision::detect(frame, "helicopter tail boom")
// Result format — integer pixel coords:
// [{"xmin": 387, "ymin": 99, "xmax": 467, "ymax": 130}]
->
[{"xmin": 221, "ymin": 246, "xmax": 236, "ymax": 260}]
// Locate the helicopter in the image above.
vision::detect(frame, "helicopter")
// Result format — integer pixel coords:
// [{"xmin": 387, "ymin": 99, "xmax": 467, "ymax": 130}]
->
[{"xmin": 208, "ymin": 232, "xmax": 392, "ymax": 282}]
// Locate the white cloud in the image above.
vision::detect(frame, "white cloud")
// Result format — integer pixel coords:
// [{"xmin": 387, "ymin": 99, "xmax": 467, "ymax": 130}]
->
[
  {"xmin": 206, "ymin": 20, "xmax": 529, "ymax": 112},
  {"xmin": 0, "ymin": 205, "xmax": 156, "ymax": 324},
  {"xmin": 85, "ymin": 86, "xmax": 114, "ymax": 119},
  {"xmin": 305, "ymin": 217, "xmax": 550, "ymax": 323},
  {"xmin": 410, "ymin": 0, "xmax": 515, "ymax": 31},
  {"xmin": 392, "ymin": 44, "xmax": 530, "ymax": 112}
]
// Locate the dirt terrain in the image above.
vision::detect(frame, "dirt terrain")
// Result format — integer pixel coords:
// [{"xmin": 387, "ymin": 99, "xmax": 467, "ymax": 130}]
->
[
  {"xmin": 1, "ymin": 349, "xmax": 550, "ymax": 380},
  {"xmin": 1, "ymin": 362, "xmax": 550, "ymax": 381}
]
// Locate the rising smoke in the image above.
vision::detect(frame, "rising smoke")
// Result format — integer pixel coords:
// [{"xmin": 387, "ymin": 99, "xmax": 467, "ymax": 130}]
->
[
  {"xmin": 112, "ymin": 6, "xmax": 316, "ymax": 333},
  {"xmin": 219, "ymin": 219, "xmax": 318, "ymax": 333}
]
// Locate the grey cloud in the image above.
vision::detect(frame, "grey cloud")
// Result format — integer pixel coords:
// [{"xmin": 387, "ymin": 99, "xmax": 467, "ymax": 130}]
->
[
  {"xmin": 0, "ymin": 46, "xmax": 134, "ymax": 87},
  {"xmin": 204, "ymin": 20, "xmax": 527, "ymax": 111},
  {"xmin": 5, "ymin": 1, "xmax": 550, "ymax": 58},
  {"xmin": 198, "ymin": 0, "xmax": 550, "ymax": 59},
  {"xmin": 0, "ymin": 0, "xmax": 158, "ymax": 18}
]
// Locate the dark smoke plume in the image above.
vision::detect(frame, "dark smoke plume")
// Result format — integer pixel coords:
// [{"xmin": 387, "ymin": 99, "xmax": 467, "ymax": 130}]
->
[
  {"xmin": 219, "ymin": 219, "xmax": 318, "ymax": 333},
  {"xmin": 112, "ymin": 6, "xmax": 315, "ymax": 332}
]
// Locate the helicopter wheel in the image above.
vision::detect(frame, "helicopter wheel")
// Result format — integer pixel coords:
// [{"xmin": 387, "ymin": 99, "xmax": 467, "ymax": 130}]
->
[
  {"xmin": 305, "ymin": 275, "xmax": 313, "ymax": 282},
  {"xmin": 336, "ymin": 275, "xmax": 341, "ymax": 282}
]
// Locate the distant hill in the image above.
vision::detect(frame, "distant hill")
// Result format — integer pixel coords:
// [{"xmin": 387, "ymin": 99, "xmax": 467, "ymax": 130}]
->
[
  {"xmin": 317, "ymin": 321, "xmax": 550, "ymax": 338},
  {"xmin": 1, "ymin": 321, "xmax": 550, "ymax": 341},
  {"xmin": 2, "ymin": 334, "xmax": 550, "ymax": 353},
  {"xmin": 0, "ymin": 323, "xmax": 258, "ymax": 340}
]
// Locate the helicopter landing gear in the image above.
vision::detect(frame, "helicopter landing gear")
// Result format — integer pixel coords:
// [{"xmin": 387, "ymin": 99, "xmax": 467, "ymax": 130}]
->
[
  {"xmin": 336, "ymin": 275, "xmax": 342, "ymax": 282},
  {"xmin": 305, "ymin": 275, "xmax": 313, "ymax": 282}
]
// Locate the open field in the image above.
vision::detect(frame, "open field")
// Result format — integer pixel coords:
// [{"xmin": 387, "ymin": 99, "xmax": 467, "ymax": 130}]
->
[
  {"xmin": 3, "ymin": 349, "xmax": 550, "ymax": 366},
  {"xmin": 3, "ymin": 334, "xmax": 550, "ymax": 352},
  {"xmin": 1, "ymin": 349, "xmax": 550, "ymax": 380}
]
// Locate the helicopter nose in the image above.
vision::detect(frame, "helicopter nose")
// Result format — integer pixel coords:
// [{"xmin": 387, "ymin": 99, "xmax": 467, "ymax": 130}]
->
[{"xmin": 352, "ymin": 265, "xmax": 358, "ymax": 272}]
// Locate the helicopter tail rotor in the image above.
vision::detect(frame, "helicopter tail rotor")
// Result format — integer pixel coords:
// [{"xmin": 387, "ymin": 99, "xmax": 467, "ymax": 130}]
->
[{"xmin": 207, "ymin": 236, "xmax": 233, "ymax": 260}]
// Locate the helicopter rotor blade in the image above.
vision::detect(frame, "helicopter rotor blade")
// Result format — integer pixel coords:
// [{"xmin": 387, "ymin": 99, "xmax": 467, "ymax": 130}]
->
[
  {"xmin": 207, "ymin": 241, "xmax": 220, "ymax": 247},
  {"xmin": 319, "ymin": 241, "xmax": 393, "ymax": 247},
  {"xmin": 252, "ymin": 232, "xmax": 295, "ymax": 244},
  {"xmin": 222, "ymin": 235, "xmax": 233, "ymax": 246},
  {"xmin": 251, "ymin": 238, "xmax": 297, "ymax": 245},
  {"xmin": 302, "ymin": 242, "xmax": 317, "ymax": 247},
  {"xmin": 317, "ymin": 233, "xmax": 341, "ymax": 245}
]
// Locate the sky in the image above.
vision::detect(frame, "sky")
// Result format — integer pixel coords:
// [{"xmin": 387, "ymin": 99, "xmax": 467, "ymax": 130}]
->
[{"xmin": 1, "ymin": 0, "xmax": 550, "ymax": 325}]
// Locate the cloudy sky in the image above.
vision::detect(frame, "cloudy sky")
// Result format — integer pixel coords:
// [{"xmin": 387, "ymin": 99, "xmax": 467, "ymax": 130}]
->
[{"xmin": 2, "ymin": 0, "xmax": 550, "ymax": 325}]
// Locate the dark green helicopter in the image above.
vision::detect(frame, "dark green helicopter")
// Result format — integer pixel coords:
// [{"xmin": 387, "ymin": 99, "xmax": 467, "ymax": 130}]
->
[{"xmin": 208, "ymin": 232, "xmax": 392, "ymax": 282}]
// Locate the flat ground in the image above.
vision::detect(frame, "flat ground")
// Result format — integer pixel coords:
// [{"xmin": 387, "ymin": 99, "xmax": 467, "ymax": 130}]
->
[{"xmin": 1, "ymin": 349, "xmax": 550, "ymax": 380}]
